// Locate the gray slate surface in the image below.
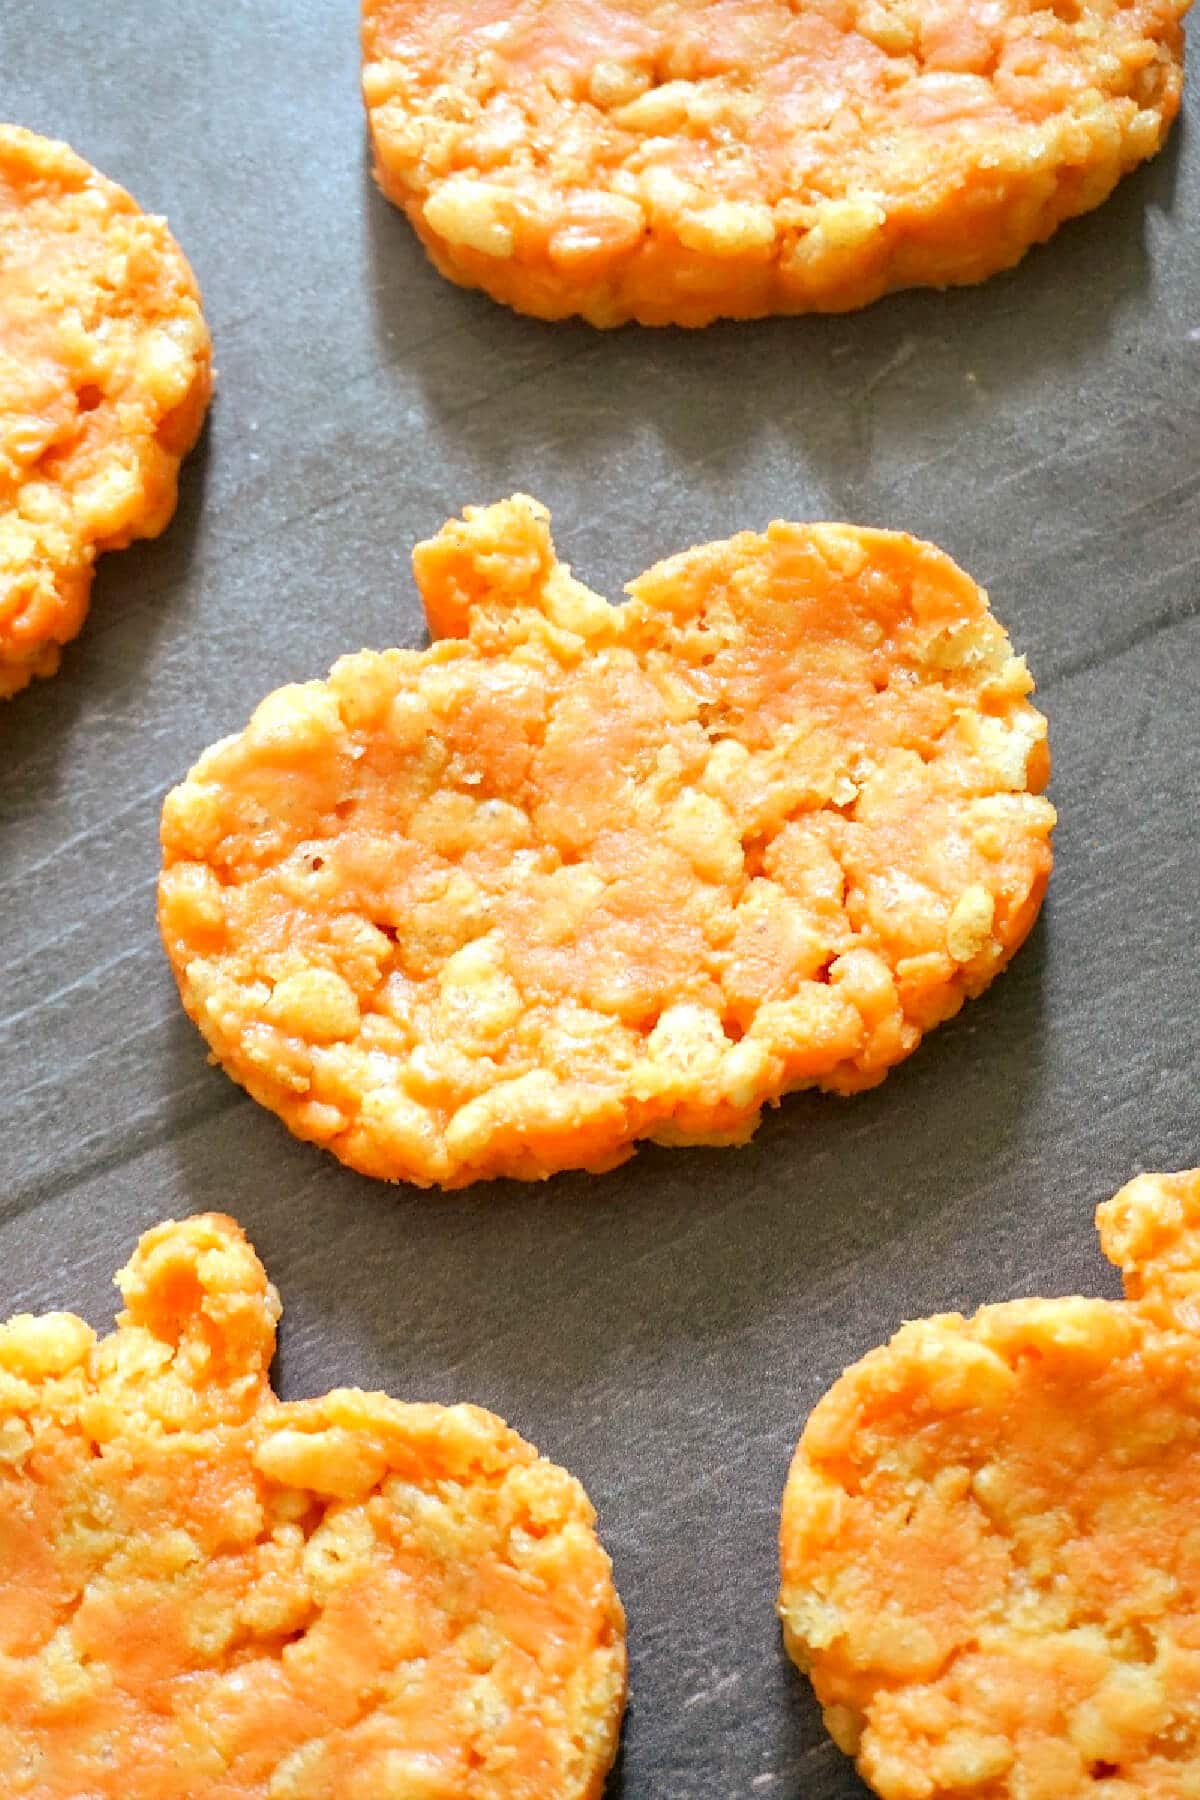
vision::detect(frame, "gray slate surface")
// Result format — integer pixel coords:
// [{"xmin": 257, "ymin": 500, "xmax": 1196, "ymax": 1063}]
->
[{"xmin": 2, "ymin": 3, "xmax": 1198, "ymax": 1794}]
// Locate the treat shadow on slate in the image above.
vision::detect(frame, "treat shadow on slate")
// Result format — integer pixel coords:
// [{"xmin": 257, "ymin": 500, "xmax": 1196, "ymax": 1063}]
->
[
  {"xmin": 0, "ymin": 418, "xmax": 213, "ymax": 795},
  {"xmin": 773, "ymin": 1638, "xmax": 876, "ymax": 1800},
  {"xmin": 358, "ymin": 131, "xmax": 1168, "ymax": 493},
  {"xmin": 159, "ymin": 905, "xmax": 1050, "ymax": 1409}
]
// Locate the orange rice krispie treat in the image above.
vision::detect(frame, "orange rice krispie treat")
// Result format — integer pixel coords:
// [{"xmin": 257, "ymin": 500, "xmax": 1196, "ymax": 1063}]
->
[
  {"xmin": 0, "ymin": 1213, "xmax": 626, "ymax": 1798},
  {"xmin": 159, "ymin": 496, "xmax": 1053, "ymax": 1188},
  {"xmin": 0, "ymin": 126, "xmax": 211, "ymax": 696},
  {"xmin": 361, "ymin": 0, "xmax": 1188, "ymax": 326},
  {"xmin": 780, "ymin": 1168, "xmax": 1200, "ymax": 1800}
]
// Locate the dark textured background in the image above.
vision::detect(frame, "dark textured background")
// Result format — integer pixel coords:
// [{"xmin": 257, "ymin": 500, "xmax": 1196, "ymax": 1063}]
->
[{"xmin": 2, "ymin": 3, "xmax": 1198, "ymax": 1793}]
